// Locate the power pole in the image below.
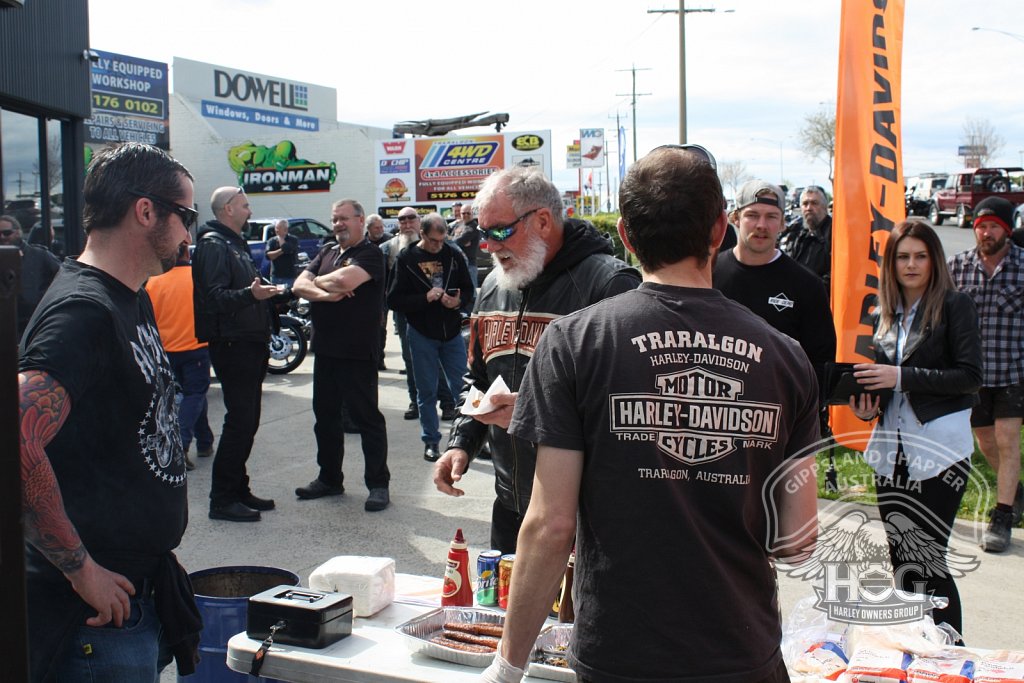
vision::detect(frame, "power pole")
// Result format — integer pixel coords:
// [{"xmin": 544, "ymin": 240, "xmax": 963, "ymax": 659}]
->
[
  {"xmin": 608, "ymin": 110, "xmax": 624, "ymax": 211},
  {"xmin": 616, "ymin": 65, "xmax": 650, "ymax": 163},
  {"xmin": 648, "ymin": 3, "xmax": 732, "ymax": 144}
]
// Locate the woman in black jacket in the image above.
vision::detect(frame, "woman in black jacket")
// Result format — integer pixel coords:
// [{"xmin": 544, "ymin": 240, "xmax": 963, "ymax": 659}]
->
[{"xmin": 849, "ymin": 220, "xmax": 982, "ymax": 636}]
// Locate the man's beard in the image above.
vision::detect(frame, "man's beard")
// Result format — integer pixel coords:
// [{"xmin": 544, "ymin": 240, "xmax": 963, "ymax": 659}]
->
[
  {"xmin": 149, "ymin": 217, "xmax": 180, "ymax": 274},
  {"xmin": 492, "ymin": 237, "xmax": 548, "ymax": 290},
  {"xmin": 389, "ymin": 231, "xmax": 418, "ymax": 268},
  {"xmin": 803, "ymin": 212, "xmax": 825, "ymax": 232},
  {"xmin": 978, "ymin": 231, "xmax": 1008, "ymax": 256}
]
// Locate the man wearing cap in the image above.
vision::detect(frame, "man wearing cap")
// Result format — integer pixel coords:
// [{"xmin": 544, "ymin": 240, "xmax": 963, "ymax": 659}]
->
[
  {"xmin": 714, "ymin": 179, "xmax": 836, "ymax": 432},
  {"xmin": 778, "ymin": 185, "xmax": 833, "ymax": 285},
  {"xmin": 949, "ymin": 195, "xmax": 1024, "ymax": 552}
]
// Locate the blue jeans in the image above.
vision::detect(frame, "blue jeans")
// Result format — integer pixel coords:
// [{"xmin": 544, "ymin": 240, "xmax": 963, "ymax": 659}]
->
[
  {"xmin": 53, "ymin": 595, "xmax": 170, "ymax": 682},
  {"xmin": 395, "ymin": 311, "xmax": 456, "ymax": 407},
  {"xmin": 169, "ymin": 348, "xmax": 214, "ymax": 453},
  {"xmin": 407, "ymin": 326, "xmax": 467, "ymax": 445}
]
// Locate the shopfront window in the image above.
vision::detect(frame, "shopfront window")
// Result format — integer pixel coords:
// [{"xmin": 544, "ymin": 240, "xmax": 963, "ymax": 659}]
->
[
  {"xmin": 0, "ymin": 108, "xmax": 69, "ymax": 257},
  {"xmin": 44, "ymin": 119, "xmax": 65, "ymax": 257},
  {"xmin": 1, "ymin": 108, "xmax": 41, "ymax": 238}
]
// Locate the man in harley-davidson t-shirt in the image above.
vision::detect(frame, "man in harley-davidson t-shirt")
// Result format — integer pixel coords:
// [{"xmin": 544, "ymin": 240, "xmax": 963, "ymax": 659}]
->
[{"xmin": 487, "ymin": 146, "xmax": 820, "ymax": 683}]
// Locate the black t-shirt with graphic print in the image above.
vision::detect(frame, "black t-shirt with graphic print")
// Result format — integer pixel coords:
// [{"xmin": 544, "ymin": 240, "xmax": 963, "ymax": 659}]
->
[
  {"xmin": 20, "ymin": 259, "xmax": 188, "ymax": 583},
  {"xmin": 713, "ymin": 248, "xmax": 836, "ymax": 395},
  {"xmin": 508, "ymin": 283, "xmax": 820, "ymax": 683}
]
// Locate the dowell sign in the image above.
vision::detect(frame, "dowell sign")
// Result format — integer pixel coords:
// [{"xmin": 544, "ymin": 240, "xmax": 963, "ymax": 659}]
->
[
  {"xmin": 173, "ymin": 58, "xmax": 337, "ymax": 133},
  {"xmin": 213, "ymin": 70, "xmax": 308, "ymax": 111}
]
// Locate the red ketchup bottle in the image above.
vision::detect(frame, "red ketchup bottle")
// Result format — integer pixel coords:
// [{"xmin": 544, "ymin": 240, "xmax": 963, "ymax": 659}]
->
[{"xmin": 441, "ymin": 528, "xmax": 474, "ymax": 607}]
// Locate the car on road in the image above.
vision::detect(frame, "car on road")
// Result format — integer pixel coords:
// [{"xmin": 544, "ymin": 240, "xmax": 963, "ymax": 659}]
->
[
  {"xmin": 905, "ymin": 173, "xmax": 948, "ymax": 216},
  {"xmin": 1014, "ymin": 203, "xmax": 1024, "ymax": 230},
  {"xmin": 928, "ymin": 167, "xmax": 1024, "ymax": 228},
  {"xmin": 244, "ymin": 217, "xmax": 332, "ymax": 276}
]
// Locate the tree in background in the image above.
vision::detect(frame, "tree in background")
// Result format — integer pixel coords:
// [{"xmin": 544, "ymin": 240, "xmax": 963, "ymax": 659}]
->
[
  {"xmin": 797, "ymin": 108, "xmax": 836, "ymax": 188},
  {"xmin": 719, "ymin": 160, "xmax": 751, "ymax": 200},
  {"xmin": 960, "ymin": 117, "xmax": 1004, "ymax": 167}
]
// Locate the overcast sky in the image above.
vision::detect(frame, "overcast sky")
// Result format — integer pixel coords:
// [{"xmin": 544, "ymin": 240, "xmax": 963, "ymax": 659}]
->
[{"xmin": 88, "ymin": 0, "xmax": 1024, "ymax": 195}]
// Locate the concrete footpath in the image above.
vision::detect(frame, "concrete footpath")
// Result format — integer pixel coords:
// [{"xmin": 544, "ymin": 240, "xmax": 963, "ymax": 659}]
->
[{"xmin": 171, "ymin": 328, "xmax": 1024, "ymax": 672}]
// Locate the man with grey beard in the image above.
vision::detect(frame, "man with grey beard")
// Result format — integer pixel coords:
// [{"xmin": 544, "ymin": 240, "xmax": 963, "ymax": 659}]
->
[
  {"xmin": 777, "ymin": 185, "xmax": 832, "ymax": 286},
  {"xmin": 433, "ymin": 167, "xmax": 641, "ymax": 553}
]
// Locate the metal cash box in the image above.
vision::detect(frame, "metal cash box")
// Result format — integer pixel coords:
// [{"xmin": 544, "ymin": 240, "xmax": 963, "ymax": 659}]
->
[{"xmin": 247, "ymin": 585, "xmax": 353, "ymax": 649}]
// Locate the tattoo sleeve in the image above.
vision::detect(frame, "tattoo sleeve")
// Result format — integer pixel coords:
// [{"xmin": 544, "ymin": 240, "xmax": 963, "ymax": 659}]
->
[{"xmin": 19, "ymin": 370, "xmax": 86, "ymax": 574}]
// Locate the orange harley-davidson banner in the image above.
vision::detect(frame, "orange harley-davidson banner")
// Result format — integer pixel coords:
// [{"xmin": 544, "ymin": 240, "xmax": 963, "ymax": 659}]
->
[{"xmin": 830, "ymin": 0, "xmax": 906, "ymax": 449}]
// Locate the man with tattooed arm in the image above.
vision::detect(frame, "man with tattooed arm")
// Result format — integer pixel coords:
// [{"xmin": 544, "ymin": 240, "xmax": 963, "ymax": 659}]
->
[{"xmin": 18, "ymin": 143, "xmax": 201, "ymax": 681}]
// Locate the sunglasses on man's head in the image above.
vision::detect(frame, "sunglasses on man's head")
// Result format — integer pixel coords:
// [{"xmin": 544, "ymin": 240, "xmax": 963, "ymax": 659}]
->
[
  {"xmin": 397, "ymin": 215, "xmax": 419, "ymax": 222},
  {"xmin": 651, "ymin": 143, "xmax": 717, "ymax": 171},
  {"xmin": 480, "ymin": 207, "xmax": 541, "ymax": 242},
  {"xmin": 0, "ymin": 229, "xmax": 16, "ymax": 237},
  {"xmin": 129, "ymin": 189, "xmax": 198, "ymax": 230}
]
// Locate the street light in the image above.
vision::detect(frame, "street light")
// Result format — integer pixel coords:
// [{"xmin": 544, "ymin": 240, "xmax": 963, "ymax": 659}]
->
[
  {"xmin": 648, "ymin": 3, "xmax": 734, "ymax": 144},
  {"xmin": 970, "ymin": 26, "xmax": 1024, "ymax": 44}
]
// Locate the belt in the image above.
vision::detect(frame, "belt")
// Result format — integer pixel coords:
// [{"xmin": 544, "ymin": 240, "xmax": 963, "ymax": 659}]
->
[{"xmin": 130, "ymin": 577, "xmax": 155, "ymax": 599}]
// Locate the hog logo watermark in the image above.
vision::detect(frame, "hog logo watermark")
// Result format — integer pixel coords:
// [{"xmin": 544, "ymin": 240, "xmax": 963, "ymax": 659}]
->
[{"xmin": 762, "ymin": 430, "xmax": 989, "ymax": 626}]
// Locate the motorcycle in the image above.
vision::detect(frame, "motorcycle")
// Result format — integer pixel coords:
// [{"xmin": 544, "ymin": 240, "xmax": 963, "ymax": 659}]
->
[
  {"xmin": 268, "ymin": 296, "xmax": 311, "ymax": 375},
  {"xmin": 267, "ymin": 254, "xmax": 313, "ymax": 375}
]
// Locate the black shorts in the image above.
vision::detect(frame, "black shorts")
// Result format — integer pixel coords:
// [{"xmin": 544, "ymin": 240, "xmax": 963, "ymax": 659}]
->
[{"xmin": 970, "ymin": 384, "xmax": 1024, "ymax": 427}]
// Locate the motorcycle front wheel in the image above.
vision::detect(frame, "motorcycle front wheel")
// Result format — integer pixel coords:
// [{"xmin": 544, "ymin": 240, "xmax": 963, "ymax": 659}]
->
[{"xmin": 267, "ymin": 319, "xmax": 308, "ymax": 374}]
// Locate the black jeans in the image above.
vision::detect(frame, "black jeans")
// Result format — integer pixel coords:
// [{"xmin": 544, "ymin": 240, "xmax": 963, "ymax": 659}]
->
[
  {"xmin": 490, "ymin": 498, "xmax": 525, "ymax": 555},
  {"xmin": 208, "ymin": 340, "xmax": 268, "ymax": 507},
  {"xmin": 312, "ymin": 354, "xmax": 390, "ymax": 491},
  {"xmin": 874, "ymin": 454, "xmax": 970, "ymax": 635}
]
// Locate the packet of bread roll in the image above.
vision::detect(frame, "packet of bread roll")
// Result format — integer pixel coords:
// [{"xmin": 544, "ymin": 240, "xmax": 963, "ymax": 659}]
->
[{"xmin": 460, "ymin": 376, "xmax": 511, "ymax": 415}]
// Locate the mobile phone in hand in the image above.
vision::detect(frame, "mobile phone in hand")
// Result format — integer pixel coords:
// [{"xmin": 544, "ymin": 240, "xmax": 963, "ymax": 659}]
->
[{"xmin": 445, "ymin": 288, "xmax": 460, "ymax": 297}]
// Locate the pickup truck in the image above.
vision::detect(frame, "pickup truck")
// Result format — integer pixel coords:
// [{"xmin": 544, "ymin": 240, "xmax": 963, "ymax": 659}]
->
[{"xmin": 927, "ymin": 167, "xmax": 1024, "ymax": 228}]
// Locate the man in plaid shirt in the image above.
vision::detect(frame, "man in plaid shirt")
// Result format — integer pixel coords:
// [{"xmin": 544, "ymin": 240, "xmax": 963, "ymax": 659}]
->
[{"xmin": 949, "ymin": 196, "xmax": 1024, "ymax": 553}]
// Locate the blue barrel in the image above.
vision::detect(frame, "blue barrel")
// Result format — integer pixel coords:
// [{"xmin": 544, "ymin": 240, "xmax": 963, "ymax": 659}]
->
[{"xmin": 178, "ymin": 566, "xmax": 300, "ymax": 682}]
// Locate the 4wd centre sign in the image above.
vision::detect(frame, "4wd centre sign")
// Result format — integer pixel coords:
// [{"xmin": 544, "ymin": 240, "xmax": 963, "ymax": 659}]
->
[{"xmin": 374, "ymin": 131, "xmax": 551, "ymax": 206}]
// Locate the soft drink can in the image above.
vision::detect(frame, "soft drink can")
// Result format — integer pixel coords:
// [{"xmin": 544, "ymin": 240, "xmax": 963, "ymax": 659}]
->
[
  {"xmin": 498, "ymin": 554, "xmax": 515, "ymax": 609},
  {"xmin": 476, "ymin": 550, "xmax": 501, "ymax": 606}
]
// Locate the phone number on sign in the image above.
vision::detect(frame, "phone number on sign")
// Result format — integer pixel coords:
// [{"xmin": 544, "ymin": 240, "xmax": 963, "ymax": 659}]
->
[
  {"xmin": 92, "ymin": 91, "xmax": 165, "ymax": 118},
  {"xmin": 426, "ymin": 190, "xmax": 478, "ymax": 200}
]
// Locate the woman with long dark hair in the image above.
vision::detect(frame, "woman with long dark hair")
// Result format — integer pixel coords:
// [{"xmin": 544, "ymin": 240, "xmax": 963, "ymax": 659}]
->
[{"xmin": 849, "ymin": 220, "xmax": 982, "ymax": 636}]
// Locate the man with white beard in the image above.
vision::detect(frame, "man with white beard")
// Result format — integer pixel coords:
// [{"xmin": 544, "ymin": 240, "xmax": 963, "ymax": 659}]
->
[{"xmin": 433, "ymin": 167, "xmax": 641, "ymax": 553}]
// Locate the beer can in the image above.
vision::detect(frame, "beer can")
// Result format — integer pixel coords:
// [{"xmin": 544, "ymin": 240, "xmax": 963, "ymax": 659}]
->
[
  {"xmin": 498, "ymin": 553, "xmax": 515, "ymax": 609},
  {"xmin": 476, "ymin": 550, "xmax": 502, "ymax": 606}
]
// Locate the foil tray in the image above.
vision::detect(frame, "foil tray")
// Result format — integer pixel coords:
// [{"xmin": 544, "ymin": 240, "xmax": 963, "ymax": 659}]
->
[
  {"xmin": 528, "ymin": 623, "xmax": 576, "ymax": 682},
  {"xmin": 394, "ymin": 606, "xmax": 503, "ymax": 668}
]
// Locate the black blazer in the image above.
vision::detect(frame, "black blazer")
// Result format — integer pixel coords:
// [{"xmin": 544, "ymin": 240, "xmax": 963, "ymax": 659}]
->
[{"xmin": 873, "ymin": 289, "xmax": 982, "ymax": 425}]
